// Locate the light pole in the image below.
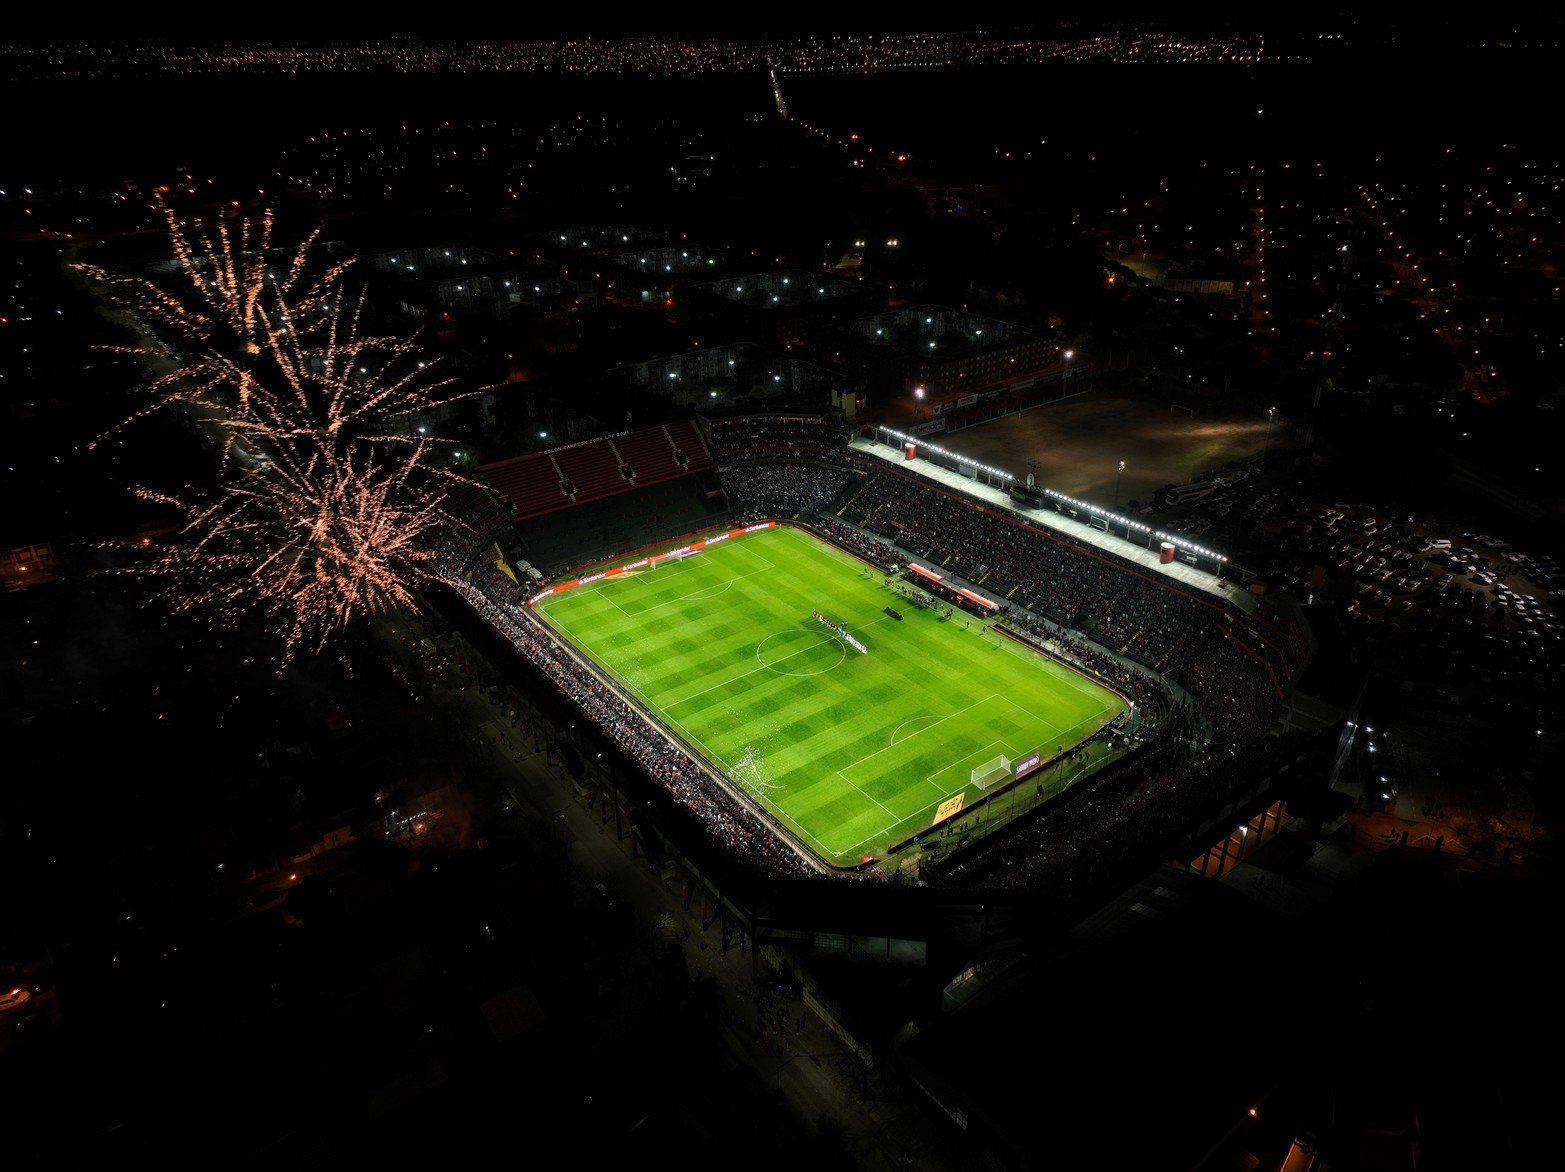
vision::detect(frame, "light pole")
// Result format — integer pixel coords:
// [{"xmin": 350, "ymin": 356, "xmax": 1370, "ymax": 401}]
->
[
  {"xmin": 914, "ymin": 385, "xmax": 925, "ymax": 421},
  {"xmin": 1062, "ymin": 348, "xmax": 1075, "ymax": 389},
  {"xmin": 1115, "ymin": 459, "xmax": 1126, "ymax": 510}
]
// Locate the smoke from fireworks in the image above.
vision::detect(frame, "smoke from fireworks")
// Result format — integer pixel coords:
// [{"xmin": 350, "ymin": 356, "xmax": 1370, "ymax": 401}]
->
[{"xmin": 80, "ymin": 205, "xmax": 481, "ymax": 661}]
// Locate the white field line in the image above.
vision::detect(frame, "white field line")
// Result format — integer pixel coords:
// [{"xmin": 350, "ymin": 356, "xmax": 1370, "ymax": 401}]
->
[
  {"xmin": 664, "ymin": 635, "xmax": 838, "ymax": 708},
  {"xmin": 835, "ymin": 693, "xmax": 1000, "ymax": 781}
]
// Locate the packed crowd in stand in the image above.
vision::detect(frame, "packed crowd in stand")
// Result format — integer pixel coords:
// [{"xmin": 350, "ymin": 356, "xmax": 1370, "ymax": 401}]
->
[
  {"xmin": 709, "ymin": 416, "xmax": 850, "ymax": 459},
  {"xmin": 813, "ymin": 516, "xmax": 896, "ymax": 567},
  {"xmin": 719, "ymin": 461, "xmax": 851, "ymax": 519},
  {"xmin": 1005, "ymin": 611, "xmax": 1172, "ymax": 729},
  {"xmin": 426, "ymin": 438, "xmax": 1302, "ymax": 896},
  {"xmin": 843, "ymin": 468, "xmax": 1223, "ymax": 671},
  {"xmin": 1171, "ymin": 628, "xmax": 1285, "ymax": 744}
]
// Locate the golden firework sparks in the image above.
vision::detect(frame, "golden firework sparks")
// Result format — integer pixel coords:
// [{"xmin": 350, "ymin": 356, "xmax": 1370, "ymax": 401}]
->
[{"xmin": 86, "ymin": 205, "xmax": 482, "ymax": 662}]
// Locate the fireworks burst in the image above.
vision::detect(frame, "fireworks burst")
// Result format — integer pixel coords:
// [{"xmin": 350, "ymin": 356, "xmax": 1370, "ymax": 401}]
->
[
  {"xmin": 139, "ymin": 440, "xmax": 460, "ymax": 657},
  {"xmin": 85, "ymin": 205, "xmax": 482, "ymax": 662},
  {"xmin": 77, "ymin": 201, "xmax": 351, "ymax": 442}
]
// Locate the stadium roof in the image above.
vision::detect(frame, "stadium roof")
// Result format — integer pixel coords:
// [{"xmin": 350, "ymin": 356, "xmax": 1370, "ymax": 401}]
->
[{"xmin": 850, "ymin": 436, "xmax": 1255, "ymax": 611}]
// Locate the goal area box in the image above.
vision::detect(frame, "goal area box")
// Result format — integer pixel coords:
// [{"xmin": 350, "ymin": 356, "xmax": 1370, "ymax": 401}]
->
[{"xmin": 971, "ymin": 754, "xmax": 1013, "ymax": 791}]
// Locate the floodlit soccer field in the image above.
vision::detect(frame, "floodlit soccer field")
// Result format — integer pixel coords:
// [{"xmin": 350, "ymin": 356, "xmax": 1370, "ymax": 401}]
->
[{"xmin": 533, "ymin": 525, "xmax": 1127, "ymax": 868}]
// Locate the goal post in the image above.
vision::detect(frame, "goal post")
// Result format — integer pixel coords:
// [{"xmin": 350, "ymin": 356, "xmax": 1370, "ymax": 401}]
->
[
  {"xmin": 971, "ymin": 754, "xmax": 1013, "ymax": 791},
  {"xmin": 652, "ymin": 547, "xmax": 701, "ymax": 570}
]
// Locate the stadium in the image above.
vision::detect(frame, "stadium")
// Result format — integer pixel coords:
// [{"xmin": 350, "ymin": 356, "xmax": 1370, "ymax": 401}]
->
[{"xmin": 436, "ymin": 412, "xmax": 1312, "ymax": 912}]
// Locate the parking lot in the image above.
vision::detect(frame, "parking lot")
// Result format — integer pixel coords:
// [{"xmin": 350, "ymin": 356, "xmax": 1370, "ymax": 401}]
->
[{"xmin": 1149, "ymin": 477, "xmax": 1564, "ymax": 702}]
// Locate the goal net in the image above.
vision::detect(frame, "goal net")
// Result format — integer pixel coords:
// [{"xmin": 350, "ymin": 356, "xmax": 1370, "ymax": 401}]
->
[
  {"xmin": 654, "ymin": 547, "xmax": 702, "ymax": 568},
  {"xmin": 971, "ymin": 754, "xmax": 1013, "ymax": 790}
]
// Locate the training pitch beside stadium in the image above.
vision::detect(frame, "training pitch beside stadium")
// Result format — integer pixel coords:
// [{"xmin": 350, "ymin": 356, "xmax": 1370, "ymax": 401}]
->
[{"xmin": 532, "ymin": 524, "xmax": 1127, "ymax": 868}]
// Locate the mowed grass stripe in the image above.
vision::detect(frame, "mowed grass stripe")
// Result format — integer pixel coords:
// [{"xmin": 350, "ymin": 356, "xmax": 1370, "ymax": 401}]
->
[{"xmin": 536, "ymin": 525, "xmax": 1126, "ymax": 866}]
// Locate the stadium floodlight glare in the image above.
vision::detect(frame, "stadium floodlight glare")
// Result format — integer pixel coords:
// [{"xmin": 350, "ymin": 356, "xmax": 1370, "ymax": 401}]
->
[
  {"xmin": 877, "ymin": 426, "xmax": 1014, "ymax": 483},
  {"xmin": 1043, "ymin": 487, "xmax": 1153, "ymax": 534},
  {"xmin": 1152, "ymin": 530, "xmax": 1227, "ymax": 562}
]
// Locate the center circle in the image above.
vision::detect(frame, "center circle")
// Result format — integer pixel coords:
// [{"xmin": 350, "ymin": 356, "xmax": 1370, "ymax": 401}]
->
[{"xmin": 756, "ymin": 629, "xmax": 846, "ymax": 676}]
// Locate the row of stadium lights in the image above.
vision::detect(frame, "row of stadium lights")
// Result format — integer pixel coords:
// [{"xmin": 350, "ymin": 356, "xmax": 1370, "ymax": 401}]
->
[
  {"xmin": 877, "ymin": 426, "xmax": 1014, "ymax": 484},
  {"xmin": 1041, "ymin": 488, "xmax": 1228, "ymax": 562},
  {"xmin": 876, "ymin": 426, "xmax": 1228, "ymax": 565}
]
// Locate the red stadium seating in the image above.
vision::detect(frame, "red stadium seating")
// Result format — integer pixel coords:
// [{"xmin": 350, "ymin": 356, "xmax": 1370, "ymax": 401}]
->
[
  {"xmin": 662, "ymin": 420, "xmax": 714, "ymax": 474},
  {"xmin": 480, "ymin": 421, "xmax": 714, "ymax": 521},
  {"xmin": 554, "ymin": 443, "xmax": 627, "ymax": 502},
  {"xmin": 613, "ymin": 427, "xmax": 676, "ymax": 480},
  {"xmin": 477, "ymin": 451, "xmax": 571, "ymax": 521}
]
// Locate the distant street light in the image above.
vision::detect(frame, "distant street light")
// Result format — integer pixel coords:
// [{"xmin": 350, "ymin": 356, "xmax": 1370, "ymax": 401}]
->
[{"xmin": 1115, "ymin": 460, "xmax": 1126, "ymax": 510}]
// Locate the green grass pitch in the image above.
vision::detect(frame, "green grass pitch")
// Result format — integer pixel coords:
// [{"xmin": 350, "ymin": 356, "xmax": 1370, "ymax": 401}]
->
[{"xmin": 533, "ymin": 525, "xmax": 1127, "ymax": 868}]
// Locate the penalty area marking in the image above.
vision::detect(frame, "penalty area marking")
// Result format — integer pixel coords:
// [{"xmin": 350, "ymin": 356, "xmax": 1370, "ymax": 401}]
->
[
  {"xmin": 679, "ymin": 578, "xmax": 734, "ymax": 603},
  {"xmin": 921, "ymin": 739, "xmax": 1008, "ymax": 795},
  {"xmin": 889, "ymin": 714, "xmax": 942, "ymax": 745},
  {"xmin": 836, "ymin": 693, "xmax": 1005, "ymax": 782},
  {"xmin": 633, "ymin": 561, "xmax": 776, "ymax": 616}
]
